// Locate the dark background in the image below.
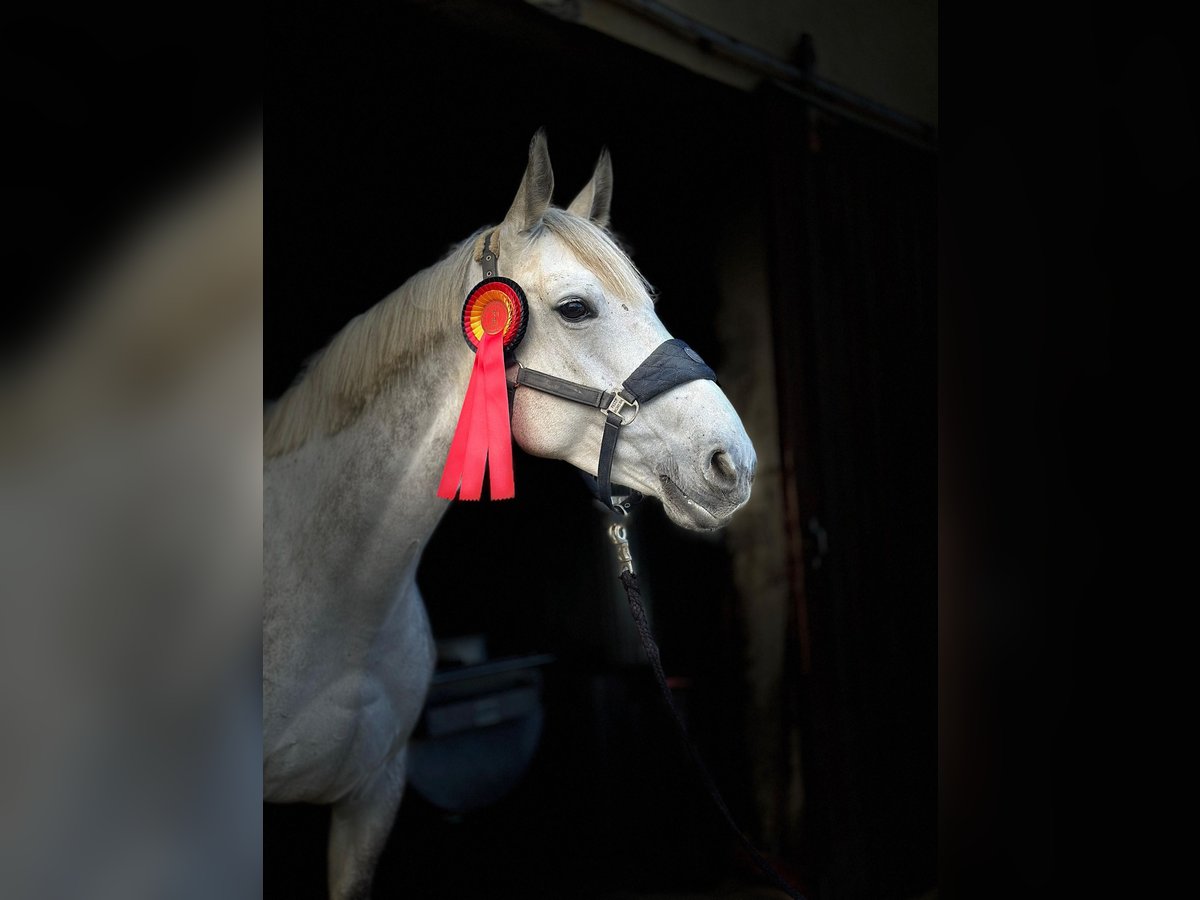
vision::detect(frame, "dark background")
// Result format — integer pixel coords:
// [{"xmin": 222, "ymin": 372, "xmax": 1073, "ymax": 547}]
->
[
  {"xmin": 940, "ymin": 4, "xmax": 1199, "ymax": 898},
  {"xmin": 267, "ymin": 2, "xmax": 934, "ymax": 899}
]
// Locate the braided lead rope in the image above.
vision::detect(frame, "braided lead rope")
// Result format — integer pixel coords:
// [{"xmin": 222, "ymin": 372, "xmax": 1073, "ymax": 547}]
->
[{"xmin": 609, "ymin": 524, "xmax": 804, "ymax": 900}]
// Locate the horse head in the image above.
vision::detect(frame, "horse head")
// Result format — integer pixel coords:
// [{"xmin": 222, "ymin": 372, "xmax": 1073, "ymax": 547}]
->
[{"xmin": 490, "ymin": 132, "xmax": 755, "ymax": 531}]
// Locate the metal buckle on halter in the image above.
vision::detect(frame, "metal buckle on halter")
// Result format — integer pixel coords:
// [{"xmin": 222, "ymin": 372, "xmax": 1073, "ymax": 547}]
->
[
  {"xmin": 506, "ymin": 362, "xmax": 523, "ymax": 393},
  {"xmin": 605, "ymin": 392, "xmax": 639, "ymax": 425}
]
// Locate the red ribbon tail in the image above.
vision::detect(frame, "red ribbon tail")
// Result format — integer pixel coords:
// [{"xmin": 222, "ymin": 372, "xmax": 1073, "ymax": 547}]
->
[
  {"xmin": 436, "ymin": 344, "xmax": 484, "ymax": 499},
  {"xmin": 481, "ymin": 331, "xmax": 515, "ymax": 499},
  {"xmin": 436, "ymin": 331, "xmax": 514, "ymax": 501}
]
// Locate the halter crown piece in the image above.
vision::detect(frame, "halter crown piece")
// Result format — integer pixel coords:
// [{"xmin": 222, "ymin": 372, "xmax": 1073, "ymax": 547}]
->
[{"xmin": 436, "ymin": 233, "xmax": 527, "ymax": 501}]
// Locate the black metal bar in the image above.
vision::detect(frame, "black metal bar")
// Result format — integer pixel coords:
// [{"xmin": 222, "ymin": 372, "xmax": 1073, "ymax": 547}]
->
[{"xmin": 601, "ymin": 0, "xmax": 937, "ymax": 149}]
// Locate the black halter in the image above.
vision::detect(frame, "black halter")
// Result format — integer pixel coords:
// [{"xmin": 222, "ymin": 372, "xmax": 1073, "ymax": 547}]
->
[
  {"xmin": 481, "ymin": 232, "xmax": 718, "ymax": 513},
  {"xmin": 512, "ymin": 338, "xmax": 717, "ymax": 513}
]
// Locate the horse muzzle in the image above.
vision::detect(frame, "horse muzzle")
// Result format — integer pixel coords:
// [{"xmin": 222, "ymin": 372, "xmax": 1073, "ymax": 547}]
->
[{"xmin": 657, "ymin": 441, "xmax": 756, "ymax": 532}]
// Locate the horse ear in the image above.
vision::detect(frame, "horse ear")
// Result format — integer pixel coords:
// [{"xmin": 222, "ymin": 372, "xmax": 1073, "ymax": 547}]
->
[
  {"xmin": 566, "ymin": 147, "xmax": 613, "ymax": 228},
  {"xmin": 502, "ymin": 129, "xmax": 555, "ymax": 235}
]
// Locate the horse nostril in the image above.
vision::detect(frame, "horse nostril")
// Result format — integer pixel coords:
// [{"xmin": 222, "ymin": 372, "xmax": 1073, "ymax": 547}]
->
[{"xmin": 709, "ymin": 449, "xmax": 739, "ymax": 487}]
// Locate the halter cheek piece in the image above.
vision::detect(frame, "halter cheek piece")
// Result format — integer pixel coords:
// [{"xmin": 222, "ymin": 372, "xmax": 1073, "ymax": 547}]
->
[{"xmin": 471, "ymin": 230, "xmax": 717, "ymax": 514}]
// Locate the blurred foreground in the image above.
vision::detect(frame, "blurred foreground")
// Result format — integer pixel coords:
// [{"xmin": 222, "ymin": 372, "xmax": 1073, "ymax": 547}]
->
[{"xmin": 0, "ymin": 134, "xmax": 263, "ymax": 899}]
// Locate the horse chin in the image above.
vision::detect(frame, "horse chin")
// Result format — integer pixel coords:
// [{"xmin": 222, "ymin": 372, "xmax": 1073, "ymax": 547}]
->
[{"xmin": 655, "ymin": 475, "xmax": 736, "ymax": 533}]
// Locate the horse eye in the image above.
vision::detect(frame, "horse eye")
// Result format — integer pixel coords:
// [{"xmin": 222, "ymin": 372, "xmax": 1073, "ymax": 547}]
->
[{"xmin": 557, "ymin": 300, "xmax": 591, "ymax": 321}]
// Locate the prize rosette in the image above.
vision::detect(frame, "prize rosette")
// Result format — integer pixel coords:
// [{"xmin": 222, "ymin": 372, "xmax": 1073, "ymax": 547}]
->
[
  {"xmin": 461, "ymin": 277, "xmax": 528, "ymax": 354},
  {"xmin": 438, "ymin": 278, "xmax": 529, "ymax": 502}
]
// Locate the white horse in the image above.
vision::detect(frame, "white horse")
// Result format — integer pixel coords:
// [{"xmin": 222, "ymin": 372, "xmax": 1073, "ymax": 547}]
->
[{"xmin": 263, "ymin": 132, "xmax": 756, "ymax": 899}]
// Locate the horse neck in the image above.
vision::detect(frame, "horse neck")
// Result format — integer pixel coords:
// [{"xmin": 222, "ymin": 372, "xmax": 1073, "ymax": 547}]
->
[
  {"xmin": 336, "ymin": 339, "xmax": 469, "ymax": 584},
  {"xmin": 269, "ymin": 284, "xmax": 473, "ymax": 608}
]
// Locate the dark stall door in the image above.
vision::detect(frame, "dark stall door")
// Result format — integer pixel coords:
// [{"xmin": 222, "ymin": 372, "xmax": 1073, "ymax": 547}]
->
[{"xmin": 763, "ymin": 85, "xmax": 937, "ymax": 900}]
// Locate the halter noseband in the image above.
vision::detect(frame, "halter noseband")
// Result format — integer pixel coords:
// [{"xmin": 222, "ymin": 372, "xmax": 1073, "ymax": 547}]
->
[{"xmin": 481, "ymin": 230, "xmax": 717, "ymax": 514}]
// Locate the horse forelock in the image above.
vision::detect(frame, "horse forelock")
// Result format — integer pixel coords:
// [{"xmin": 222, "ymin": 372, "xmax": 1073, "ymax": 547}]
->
[{"xmin": 534, "ymin": 209, "xmax": 656, "ymax": 308}]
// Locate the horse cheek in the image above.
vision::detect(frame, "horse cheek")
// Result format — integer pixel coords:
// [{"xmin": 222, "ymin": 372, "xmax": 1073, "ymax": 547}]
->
[{"xmin": 509, "ymin": 395, "xmax": 575, "ymax": 461}]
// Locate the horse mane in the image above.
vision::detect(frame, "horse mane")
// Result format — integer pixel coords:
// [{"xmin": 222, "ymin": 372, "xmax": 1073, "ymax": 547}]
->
[
  {"xmin": 263, "ymin": 235, "xmax": 477, "ymax": 458},
  {"xmin": 264, "ymin": 209, "xmax": 652, "ymax": 458}
]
